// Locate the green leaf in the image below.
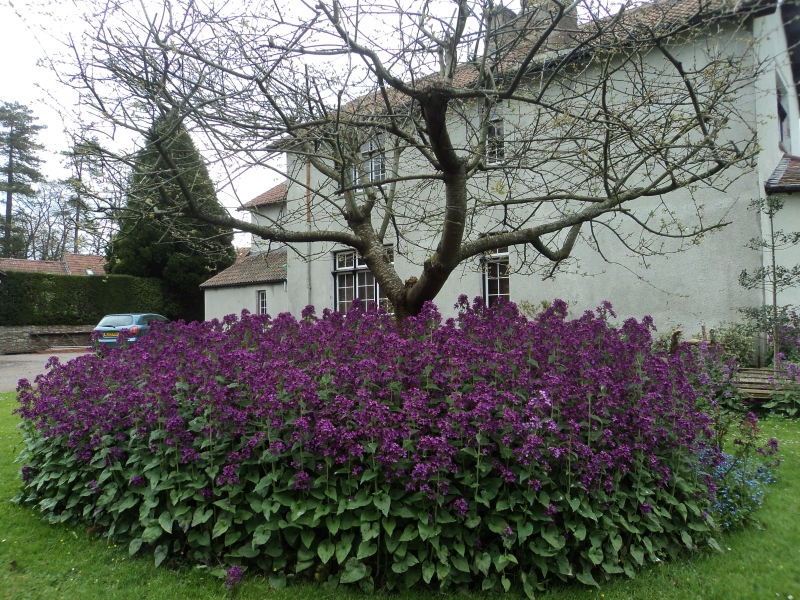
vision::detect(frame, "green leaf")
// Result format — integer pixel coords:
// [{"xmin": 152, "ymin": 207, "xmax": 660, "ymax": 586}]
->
[
  {"xmin": 301, "ymin": 529, "xmax": 315, "ymax": 549},
  {"xmin": 357, "ymin": 539, "xmax": 378, "ymax": 559},
  {"xmin": 518, "ymin": 520, "xmax": 534, "ymax": 543},
  {"xmin": 318, "ymin": 539, "xmax": 335, "ymax": 564},
  {"xmin": 158, "ymin": 510, "xmax": 173, "ymax": 534},
  {"xmin": 142, "ymin": 523, "xmax": 163, "ymax": 543},
  {"xmin": 336, "ymin": 532, "xmax": 355, "ymax": 564},
  {"xmin": 482, "ymin": 574, "xmax": 498, "ymax": 591},
  {"xmin": 225, "ymin": 529, "xmax": 242, "ymax": 547},
  {"xmin": 421, "ymin": 560, "xmax": 435, "ymax": 584},
  {"xmin": 451, "ymin": 554, "xmax": 470, "ymax": 572},
  {"xmin": 212, "ymin": 518, "xmax": 230, "ymax": 539},
  {"xmin": 521, "ymin": 571, "xmax": 538, "ymax": 600},
  {"xmin": 573, "ymin": 522, "xmax": 586, "ymax": 541},
  {"xmin": 374, "ymin": 493, "xmax": 391, "ymax": 516},
  {"xmin": 154, "ymin": 544, "xmax": 168, "ymax": 567},
  {"xmin": 269, "ymin": 573, "xmax": 286, "ymax": 589},
  {"xmin": 502, "ymin": 575, "xmax": 511, "ymax": 592},
  {"xmin": 542, "ymin": 528, "xmax": 565, "ymax": 550},
  {"xmin": 253, "ymin": 525, "xmax": 272, "ymax": 546},
  {"xmin": 382, "ymin": 517, "xmax": 396, "ymax": 537},
  {"xmin": 681, "ymin": 531, "xmax": 693, "ymax": 549},
  {"xmin": 340, "ymin": 558, "xmax": 368, "ymax": 583},
  {"xmin": 589, "ymin": 530, "xmax": 606, "ymax": 547},
  {"xmin": 191, "ymin": 507, "xmax": 212, "ymax": 526},
  {"xmin": 475, "ymin": 551, "xmax": 491, "ymax": 576},
  {"xmin": 399, "ymin": 524, "xmax": 419, "ymax": 542},
  {"xmin": 129, "ymin": 537, "xmax": 143, "ymax": 556},
  {"xmin": 326, "ymin": 515, "xmax": 341, "ymax": 535},
  {"xmin": 708, "ymin": 537, "xmax": 723, "ymax": 552},
  {"xmin": 630, "ymin": 545, "xmax": 645, "ymax": 565},
  {"xmin": 576, "ymin": 569, "xmax": 599, "ymax": 587},
  {"xmin": 588, "ymin": 545, "xmax": 603, "ymax": 565}
]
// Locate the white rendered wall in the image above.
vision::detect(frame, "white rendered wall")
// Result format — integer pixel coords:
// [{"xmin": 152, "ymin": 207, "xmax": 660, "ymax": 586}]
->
[
  {"xmin": 236, "ymin": 12, "xmax": 799, "ymax": 334},
  {"xmin": 204, "ymin": 283, "xmax": 289, "ymax": 322}
]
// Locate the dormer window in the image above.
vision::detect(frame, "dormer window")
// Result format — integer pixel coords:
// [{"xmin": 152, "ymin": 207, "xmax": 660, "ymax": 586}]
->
[{"xmin": 86, "ymin": 268, "xmax": 94, "ymax": 275}]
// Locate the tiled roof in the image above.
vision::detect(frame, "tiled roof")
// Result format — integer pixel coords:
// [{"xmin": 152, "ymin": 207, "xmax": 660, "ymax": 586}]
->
[
  {"xmin": 200, "ymin": 249, "xmax": 287, "ymax": 288},
  {"xmin": 0, "ymin": 258, "xmax": 70, "ymax": 275},
  {"xmin": 240, "ymin": 182, "xmax": 287, "ymax": 209},
  {"xmin": 765, "ymin": 154, "xmax": 800, "ymax": 194},
  {"xmin": 235, "ymin": 247, "xmax": 251, "ymax": 263},
  {"xmin": 63, "ymin": 254, "xmax": 106, "ymax": 275},
  {"xmin": 269, "ymin": 0, "xmax": 775, "ymax": 152},
  {"xmin": 0, "ymin": 254, "xmax": 107, "ymax": 276}
]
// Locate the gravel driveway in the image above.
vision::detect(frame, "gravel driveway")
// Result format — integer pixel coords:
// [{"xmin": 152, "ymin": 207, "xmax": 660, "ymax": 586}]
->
[{"xmin": 0, "ymin": 352, "xmax": 91, "ymax": 393}]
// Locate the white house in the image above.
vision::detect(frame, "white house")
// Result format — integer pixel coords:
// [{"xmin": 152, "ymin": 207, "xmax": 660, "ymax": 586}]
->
[{"xmin": 203, "ymin": 0, "xmax": 800, "ymax": 333}]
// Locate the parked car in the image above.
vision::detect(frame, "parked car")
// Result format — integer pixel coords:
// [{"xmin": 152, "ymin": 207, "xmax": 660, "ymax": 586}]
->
[{"xmin": 93, "ymin": 313, "xmax": 170, "ymax": 349}]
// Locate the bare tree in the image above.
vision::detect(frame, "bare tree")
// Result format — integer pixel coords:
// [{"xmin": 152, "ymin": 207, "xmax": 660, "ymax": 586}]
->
[
  {"xmin": 51, "ymin": 0, "xmax": 766, "ymax": 320},
  {"xmin": 15, "ymin": 181, "xmax": 72, "ymax": 260}
]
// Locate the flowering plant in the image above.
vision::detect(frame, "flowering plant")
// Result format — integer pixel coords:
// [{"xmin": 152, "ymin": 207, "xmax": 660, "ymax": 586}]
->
[{"xmin": 16, "ymin": 297, "xmax": 727, "ymax": 593}]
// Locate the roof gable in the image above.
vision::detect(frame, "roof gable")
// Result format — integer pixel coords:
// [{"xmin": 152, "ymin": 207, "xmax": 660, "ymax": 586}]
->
[{"xmin": 240, "ymin": 182, "xmax": 287, "ymax": 209}]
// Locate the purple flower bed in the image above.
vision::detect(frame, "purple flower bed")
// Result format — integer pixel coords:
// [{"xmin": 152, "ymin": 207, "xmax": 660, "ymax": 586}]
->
[{"xmin": 15, "ymin": 297, "xmax": 724, "ymax": 593}]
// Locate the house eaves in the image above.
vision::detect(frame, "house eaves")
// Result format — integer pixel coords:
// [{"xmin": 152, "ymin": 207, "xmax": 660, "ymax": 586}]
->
[
  {"xmin": 200, "ymin": 249, "xmax": 288, "ymax": 289},
  {"xmin": 765, "ymin": 154, "xmax": 800, "ymax": 194}
]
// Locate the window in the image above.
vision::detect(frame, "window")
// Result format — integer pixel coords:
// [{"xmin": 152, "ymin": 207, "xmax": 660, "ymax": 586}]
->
[
  {"xmin": 778, "ymin": 86, "xmax": 790, "ymax": 145},
  {"xmin": 483, "ymin": 247, "xmax": 510, "ymax": 307},
  {"xmin": 487, "ymin": 118, "xmax": 505, "ymax": 163},
  {"xmin": 334, "ymin": 247, "xmax": 395, "ymax": 313},
  {"xmin": 352, "ymin": 138, "xmax": 386, "ymax": 184},
  {"xmin": 257, "ymin": 290, "xmax": 268, "ymax": 315}
]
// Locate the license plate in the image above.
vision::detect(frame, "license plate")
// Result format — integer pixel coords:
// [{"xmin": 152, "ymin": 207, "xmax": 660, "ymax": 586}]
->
[{"xmin": 103, "ymin": 332, "xmax": 119, "ymax": 338}]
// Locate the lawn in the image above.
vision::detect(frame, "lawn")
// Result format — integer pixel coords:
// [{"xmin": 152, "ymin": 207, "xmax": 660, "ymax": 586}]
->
[{"xmin": 0, "ymin": 390, "xmax": 798, "ymax": 600}]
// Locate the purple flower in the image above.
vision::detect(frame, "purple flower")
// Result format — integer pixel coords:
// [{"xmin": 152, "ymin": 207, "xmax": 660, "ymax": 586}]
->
[
  {"xmin": 452, "ymin": 498, "xmax": 468, "ymax": 517},
  {"xmin": 20, "ymin": 466, "xmax": 36, "ymax": 484},
  {"xmin": 199, "ymin": 487, "xmax": 213, "ymax": 499},
  {"xmin": 225, "ymin": 565, "xmax": 243, "ymax": 588},
  {"xmin": 130, "ymin": 475, "xmax": 145, "ymax": 487},
  {"xmin": 294, "ymin": 471, "xmax": 311, "ymax": 491},
  {"xmin": 640, "ymin": 502, "xmax": 653, "ymax": 514}
]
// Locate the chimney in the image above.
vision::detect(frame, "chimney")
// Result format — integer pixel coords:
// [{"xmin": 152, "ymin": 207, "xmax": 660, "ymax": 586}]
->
[
  {"xmin": 520, "ymin": 0, "xmax": 578, "ymax": 47},
  {"xmin": 487, "ymin": 6, "xmax": 519, "ymax": 55}
]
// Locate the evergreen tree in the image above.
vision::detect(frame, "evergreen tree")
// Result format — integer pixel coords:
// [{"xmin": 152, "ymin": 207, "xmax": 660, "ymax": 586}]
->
[
  {"xmin": 0, "ymin": 102, "xmax": 45, "ymax": 258},
  {"xmin": 107, "ymin": 114, "xmax": 235, "ymax": 321}
]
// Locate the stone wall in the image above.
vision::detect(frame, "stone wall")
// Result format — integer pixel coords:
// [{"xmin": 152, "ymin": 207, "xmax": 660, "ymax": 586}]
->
[{"xmin": 0, "ymin": 325, "xmax": 95, "ymax": 355}]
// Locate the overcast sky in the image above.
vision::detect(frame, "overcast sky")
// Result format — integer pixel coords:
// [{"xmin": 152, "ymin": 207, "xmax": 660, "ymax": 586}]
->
[{"xmin": 0, "ymin": 0, "xmax": 273, "ymax": 247}]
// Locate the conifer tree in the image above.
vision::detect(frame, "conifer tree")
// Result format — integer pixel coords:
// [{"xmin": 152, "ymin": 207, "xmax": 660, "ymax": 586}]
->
[
  {"xmin": 107, "ymin": 114, "xmax": 235, "ymax": 321},
  {"xmin": 0, "ymin": 102, "xmax": 45, "ymax": 258}
]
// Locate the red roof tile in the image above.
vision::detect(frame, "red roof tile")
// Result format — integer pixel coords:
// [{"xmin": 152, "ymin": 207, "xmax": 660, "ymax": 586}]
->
[
  {"xmin": 63, "ymin": 254, "xmax": 106, "ymax": 275},
  {"xmin": 0, "ymin": 258, "xmax": 70, "ymax": 275},
  {"xmin": 0, "ymin": 254, "xmax": 107, "ymax": 276},
  {"xmin": 235, "ymin": 247, "xmax": 251, "ymax": 263},
  {"xmin": 766, "ymin": 154, "xmax": 800, "ymax": 194},
  {"xmin": 200, "ymin": 249, "xmax": 287, "ymax": 288},
  {"xmin": 240, "ymin": 182, "xmax": 287, "ymax": 209}
]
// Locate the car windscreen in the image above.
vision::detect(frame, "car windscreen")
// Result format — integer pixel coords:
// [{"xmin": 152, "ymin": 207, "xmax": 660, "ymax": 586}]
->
[{"xmin": 97, "ymin": 315, "xmax": 134, "ymax": 327}]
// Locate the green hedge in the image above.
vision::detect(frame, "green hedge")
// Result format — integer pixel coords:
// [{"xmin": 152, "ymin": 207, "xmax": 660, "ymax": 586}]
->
[{"xmin": 0, "ymin": 271, "xmax": 178, "ymax": 326}]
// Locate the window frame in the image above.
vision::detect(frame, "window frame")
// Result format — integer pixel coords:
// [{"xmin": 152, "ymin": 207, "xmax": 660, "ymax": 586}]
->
[
  {"xmin": 482, "ymin": 246, "xmax": 510, "ymax": 307},
  {"xmin": 333, "ymin": 246, "xmax": 395, "ymax": 314},
  {"xmin": 486, "ymin": 117, "xmax": 505, "ymax": 164},
  {"xmin": 257, "ymin": 290, "xmax": 268, "ymax": 315},
  {"xmin": 352, "ymin": 137, "xmax": 386, "ymax": 184}
]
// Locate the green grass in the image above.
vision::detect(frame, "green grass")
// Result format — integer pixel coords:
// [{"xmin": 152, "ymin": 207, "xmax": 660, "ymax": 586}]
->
[{"xmin": 1, "ymin": 390, "xmax": 799, "ymax": 600}]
